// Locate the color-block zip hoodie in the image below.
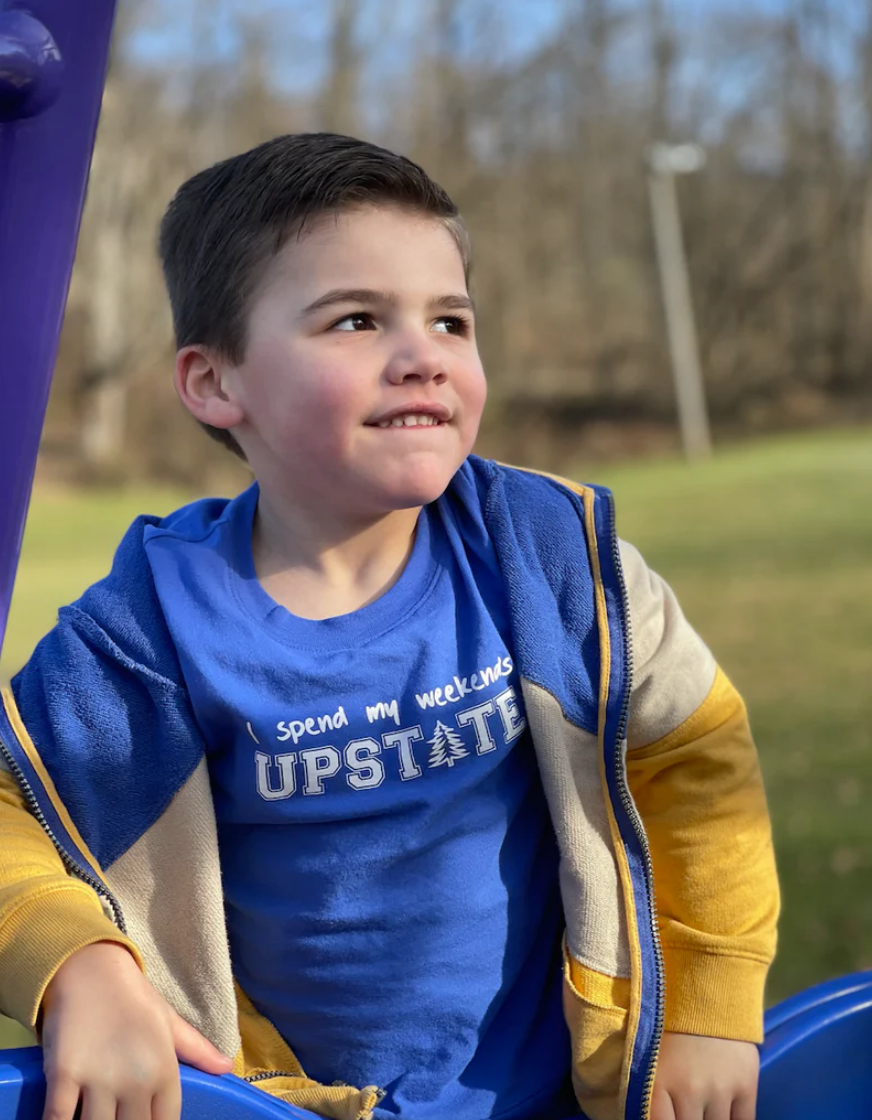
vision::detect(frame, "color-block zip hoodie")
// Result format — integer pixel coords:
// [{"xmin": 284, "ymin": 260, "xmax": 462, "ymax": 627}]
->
[{"xmin": 0, "ymin": 459, "xmax": 779, "ymax": 1120}]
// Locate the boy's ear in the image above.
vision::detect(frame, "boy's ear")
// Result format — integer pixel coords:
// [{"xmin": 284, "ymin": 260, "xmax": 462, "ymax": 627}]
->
[{"xmin": 174, "ymin": 346, "xmax": 245, "ymax": 432}]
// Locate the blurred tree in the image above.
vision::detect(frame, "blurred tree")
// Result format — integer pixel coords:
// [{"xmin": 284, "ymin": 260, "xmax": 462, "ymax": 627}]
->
[
  {"xmin": 47, "ymin": 0, "xmax": 872, "ymax": 482},
  {"xmin": 318, "ymin": 0, "xmax": 359, "ymax": 135},
  {"xmin": 69, "ymin": 49, "xmax": 179, "ymax": 471}
]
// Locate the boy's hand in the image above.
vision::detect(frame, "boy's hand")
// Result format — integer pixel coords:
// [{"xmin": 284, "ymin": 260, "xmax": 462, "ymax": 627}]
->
[
  {"xmin": 650, "ymin": 1031, "xmax": 759, "ymax": 1120},
  {"xmin": 40, "ymin": 941, "xmax": 233, "ymax": 1120}
]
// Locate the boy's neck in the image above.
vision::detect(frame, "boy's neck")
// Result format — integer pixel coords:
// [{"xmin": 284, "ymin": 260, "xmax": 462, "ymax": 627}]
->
[{"xmin": 251, "ymin": 486, "xmax": 422, "ymax": 621}]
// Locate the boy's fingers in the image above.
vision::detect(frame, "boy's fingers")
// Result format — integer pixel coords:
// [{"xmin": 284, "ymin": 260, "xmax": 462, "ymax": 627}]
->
[
  {"xmin": 730, "ymin": 1094, "xmax": 756, "ymax": 1120},
  {"xmin": 78, "ymin": 1087, "xmax": 117, "ymax": 1120},
  {"xmin": 152, "ymin": 1083, "xmax": 183, "ymax": 1120},
  {"xmin": 42, "ymin": 1074, "xmax": 81, "ymax": 1120},
  {"xmin": 649, "ymin": 1088, "xmax": 677, "ymax": 1120},
  {"xmin": 673, "ymin": 1098, "xmax": 707, "ymax": 1120},
  {"xmin": 116, "ymin": 1093, "xmax": 155, "ymax": 1120},
  {"xmin": 702, "ymin": 1102, "xmax": 732, "ymax": 1120},
  {"xmin": 169, "ymin": 1011, "xmax": 233, "ymax": 1074}
]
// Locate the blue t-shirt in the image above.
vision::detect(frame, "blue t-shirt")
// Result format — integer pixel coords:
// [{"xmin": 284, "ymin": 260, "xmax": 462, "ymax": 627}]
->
[{"xmin": 143, "ymin": 482, "xmax": 575, "ymax": 1120}]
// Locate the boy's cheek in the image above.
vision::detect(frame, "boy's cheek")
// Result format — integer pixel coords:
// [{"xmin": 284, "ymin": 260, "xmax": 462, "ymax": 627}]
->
[{"xmin": 461, "ymin": 369, "xmax": 488, "ymax": 436}]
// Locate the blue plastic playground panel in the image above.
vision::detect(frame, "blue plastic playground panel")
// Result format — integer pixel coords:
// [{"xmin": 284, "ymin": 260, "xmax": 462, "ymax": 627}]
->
[
  {"xmin": 761, "ymin": 967, "xmax": 872, "ymax": 1034},
  {"xmin": 758, "ymin": 978, "xmax": 872, "ymax": 1119},
  {"xmin": 0, "ymin": 1047, "xmax": 324, "ymax": 1120},
  {"xmin": 0, "ymin": 0, "xmax": 119, "ymax": 654},
  {"xmin": 11, "ymin": 964, "xmax": 872, "ymax": 1120},
  {"xmin": 6, "ymin": 962, "xmax": 872, "ymax": 1120}
]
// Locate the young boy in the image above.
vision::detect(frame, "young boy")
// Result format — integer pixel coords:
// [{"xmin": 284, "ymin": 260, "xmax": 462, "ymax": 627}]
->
[{"xmin": 0, "ymin": 133, "xmax": 778, "ymax": 1120}]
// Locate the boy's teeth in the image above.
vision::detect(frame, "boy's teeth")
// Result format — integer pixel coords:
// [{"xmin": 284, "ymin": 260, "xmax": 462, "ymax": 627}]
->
[{"xmin": 377, "ymin": 414, "xmax": 439, "ymax": 429}]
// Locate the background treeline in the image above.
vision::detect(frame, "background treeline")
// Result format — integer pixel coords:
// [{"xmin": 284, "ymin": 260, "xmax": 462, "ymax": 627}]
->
[{"xmin": 46, "ymin": 0, "xmax": 872, "ymax": 486}]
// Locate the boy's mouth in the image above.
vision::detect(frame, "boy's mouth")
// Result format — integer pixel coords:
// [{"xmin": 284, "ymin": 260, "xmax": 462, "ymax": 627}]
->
[
  {"xmin": 374, "ymin": 414, "xmax": 444, "ymax": 429},
  {"xmin": 367, "ymin": 404, "xmax": 450, "ymax": 429}
]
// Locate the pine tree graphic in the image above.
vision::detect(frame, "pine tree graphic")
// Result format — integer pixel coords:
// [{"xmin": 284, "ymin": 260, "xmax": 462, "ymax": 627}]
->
[{"xmin": 428, "ymin": 721, "xmax": 470, "ymax": 768}]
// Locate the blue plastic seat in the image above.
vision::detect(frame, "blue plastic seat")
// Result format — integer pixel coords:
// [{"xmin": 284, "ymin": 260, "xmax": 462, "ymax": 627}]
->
[
  {"xmin": 6, "ymin": 972, "xmax": 872, "ymax": 1118},
  {"xmin": 0, "ymin": 1044, "xmax": 589, "ymax": 1118},
  {"xmin": 0, "ymin": 1046, "xmax": 324, "ymax": 1119},
  {"xmin": 757, "ymin": 970, "xmax": 872, "ymax": 1119}
]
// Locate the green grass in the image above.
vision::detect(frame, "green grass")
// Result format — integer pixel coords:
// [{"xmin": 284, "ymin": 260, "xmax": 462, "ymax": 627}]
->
[{"xmin": 0, "ymin": 428, "xmax": 870, "ymax": 1048}]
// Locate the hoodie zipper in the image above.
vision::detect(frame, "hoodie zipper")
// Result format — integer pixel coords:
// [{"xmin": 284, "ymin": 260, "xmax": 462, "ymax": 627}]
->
[
  {"xmin": 244, "ymin": 1071, "xmax": 305, "ymax": 1084},
  {"xmin": 244, "ymin": 1071, "xmax": 386, "ymax": 1108},
  {"xmin": 0, "ymin": 736, "xmax": 126, "ymax": 933},
  {"xmin": 605, "ymin": 492, "xmax": 665, "ymax": 1120}
]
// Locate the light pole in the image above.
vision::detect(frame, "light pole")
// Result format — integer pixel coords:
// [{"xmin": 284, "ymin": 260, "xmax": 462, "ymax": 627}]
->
[{"xmin": 648, "ymin": 142, "xmax": 712, "ymax": 461}]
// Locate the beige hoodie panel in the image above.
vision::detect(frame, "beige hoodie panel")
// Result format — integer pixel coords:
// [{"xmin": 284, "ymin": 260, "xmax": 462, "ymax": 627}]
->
[
  {"xmin": 619, "ymin": 540, "xmax": 717, "ymax": 751},
  {"xmin": 104, "ymin": 754, "xmax": 241, "ymax": 1059}
]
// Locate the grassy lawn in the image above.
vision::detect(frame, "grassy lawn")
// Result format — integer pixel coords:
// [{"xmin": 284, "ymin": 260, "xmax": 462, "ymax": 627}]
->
[{"xmin": 0, "ymin": 427, "xmax": 870, "ymax": 1048}]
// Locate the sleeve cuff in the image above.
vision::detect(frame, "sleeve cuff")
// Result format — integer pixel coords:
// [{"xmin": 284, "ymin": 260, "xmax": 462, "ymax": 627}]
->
[
  {"xmin": 661, "ymin": 944, "xmax": 769, "ymax": 1043},
  {"xmin": 0, "ymin": 885, "xmax": 143, "ymax": 1031}
]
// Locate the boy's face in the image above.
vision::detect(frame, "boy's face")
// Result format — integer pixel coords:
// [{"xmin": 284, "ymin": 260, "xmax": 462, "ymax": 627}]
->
[{"xmin": 221, "ymin": 205, "xmax": 486, "ymax": 521}]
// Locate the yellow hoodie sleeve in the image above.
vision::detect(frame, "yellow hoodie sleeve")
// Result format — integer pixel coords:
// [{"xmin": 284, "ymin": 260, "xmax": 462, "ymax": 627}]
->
[
  {"xmin": 619, "ymin": 541, "xmax": 779, "ymax": 1044},
  {"xmin": 0, "ymin": 766, "xmax": 143, "ymax": 1031}
]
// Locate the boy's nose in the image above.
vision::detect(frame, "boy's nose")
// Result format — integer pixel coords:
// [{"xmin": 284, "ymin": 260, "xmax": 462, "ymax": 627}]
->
[{"xmin": 384, "ymin": 346, "xmax": 448, "ymax": 386}]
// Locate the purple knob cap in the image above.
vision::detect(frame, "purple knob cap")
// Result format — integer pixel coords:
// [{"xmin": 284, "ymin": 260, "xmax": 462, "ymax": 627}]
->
[{"xmin": 0, "ymin": 10, "xmax": 63, "ymax": 122}]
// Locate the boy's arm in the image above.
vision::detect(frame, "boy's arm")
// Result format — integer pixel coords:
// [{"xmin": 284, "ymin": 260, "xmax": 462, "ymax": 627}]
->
[
  {"xmin": 0, "ymin": 763, "xmax": 143, "ymax": 1030},
  {"xmin": 620, "ymin": 540, "xmax": 779, "ymax": 1044},
  {"xmin": 1, "ymin": 765, "xmax": 232, "ymax": 1120}
]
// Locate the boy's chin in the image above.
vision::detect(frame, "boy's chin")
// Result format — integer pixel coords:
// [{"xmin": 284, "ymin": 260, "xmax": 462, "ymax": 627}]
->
[
  {"xmin": 369, "ymin": 454, "xmax": 467, "ymax": 512},
  {"xmin": 379, "ymin": 484, "xmax": 450, "ymax": 512},
  {"xmin": 372, "ymin": 468, "xmax": 460, "ymax": 513}
]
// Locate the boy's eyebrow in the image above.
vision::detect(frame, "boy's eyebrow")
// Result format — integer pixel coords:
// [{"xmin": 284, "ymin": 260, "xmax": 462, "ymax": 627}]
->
[
  {"xmin": 432, "ymin": 292, "xmax": 476, "ymax": 314},
  {"xmin": 300, "ymin": 288, "xmax": 475, "ymax": 316}
]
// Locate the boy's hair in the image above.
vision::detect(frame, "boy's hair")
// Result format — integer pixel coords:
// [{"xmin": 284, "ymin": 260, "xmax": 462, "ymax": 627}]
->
[{"xmin": 159, "ymin": 133, "xmax": 470, "ymax": 458}]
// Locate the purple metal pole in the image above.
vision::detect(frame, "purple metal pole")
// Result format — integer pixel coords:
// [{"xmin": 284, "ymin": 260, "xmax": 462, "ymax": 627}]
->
[{"xmin": 0, "ymin": 0, "xmax": 117, "ymax": 657}]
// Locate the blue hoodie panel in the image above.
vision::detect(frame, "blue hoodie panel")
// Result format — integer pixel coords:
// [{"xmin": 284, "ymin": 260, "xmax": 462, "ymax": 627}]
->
[
  {"xmin": 469, "ymin": 460, "xmax": 600, "ymax": 735},
  {"xmin": 10, "ymin": 513, "xmax": 212, "ymax": 869}
]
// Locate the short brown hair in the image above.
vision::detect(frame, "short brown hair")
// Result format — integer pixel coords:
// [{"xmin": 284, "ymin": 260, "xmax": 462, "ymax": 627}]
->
[{"xmin": 159, "ymin": 133, "xmax": 470, "ymax": 457}]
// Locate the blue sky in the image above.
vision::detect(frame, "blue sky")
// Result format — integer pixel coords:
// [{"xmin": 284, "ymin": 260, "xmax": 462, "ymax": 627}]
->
[
  {"xmin": 126, "ymin": 0, "xmax": 863, "ymax": 134},
  {"xmin": 128, "ymin": 0, "xmax": 807, "ymax": 82}
]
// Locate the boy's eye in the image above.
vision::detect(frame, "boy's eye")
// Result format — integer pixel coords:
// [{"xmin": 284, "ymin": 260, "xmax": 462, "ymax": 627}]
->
[
  {"xmin": 433, "ymin": 316, "xmax": 471, "ymax": 336},
  {"xmin": 332, "ymin": 313, "xmax": 375, "ymax": 332}
]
